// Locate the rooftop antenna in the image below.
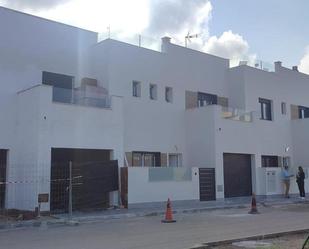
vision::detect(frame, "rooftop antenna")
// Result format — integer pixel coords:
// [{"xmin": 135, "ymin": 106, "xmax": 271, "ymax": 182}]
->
[{"xmin": 185, "ymin": 31, "xmax": 199, "ymax": 47}]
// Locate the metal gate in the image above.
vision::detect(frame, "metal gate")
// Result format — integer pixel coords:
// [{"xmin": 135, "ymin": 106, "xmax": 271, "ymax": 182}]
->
[
  {"xmin": 199, "ymin": 168, "xmax": 216, "ymax": 201},
  {"xmin": 50, "ymin": 160, "xmax": 119, "ymax": 213}
]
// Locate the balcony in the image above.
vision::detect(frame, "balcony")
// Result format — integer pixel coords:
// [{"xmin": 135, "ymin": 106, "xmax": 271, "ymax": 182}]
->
[
  {"xmin": 52, "ymin": 86, "xmax": 111, "ymax": 109},
  {"xmin": 221, "ymin": 107, "xmax": 253, "ymax": 122}
]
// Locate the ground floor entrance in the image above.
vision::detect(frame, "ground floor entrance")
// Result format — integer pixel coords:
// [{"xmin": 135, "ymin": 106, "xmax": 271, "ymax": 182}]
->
[
  {"xmin": 50, "ymin": 148, "xmax": 118, "ymax": 213},
  {"xmin": 199, "ymin": 168, "xmax": 216, "ymax": 201},
  {"xmin": 223, "ymin": 153, "xmax": 252, "ymax": 198},
  {"xmin": 0, "ymin": 149, "xmax": 7, "ymax": 209}
]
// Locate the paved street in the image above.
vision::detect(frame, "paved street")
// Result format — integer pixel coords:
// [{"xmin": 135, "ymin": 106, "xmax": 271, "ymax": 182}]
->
[{"xmin": 1, "ymin": 203, "xmax": 309, "ymax": 249}]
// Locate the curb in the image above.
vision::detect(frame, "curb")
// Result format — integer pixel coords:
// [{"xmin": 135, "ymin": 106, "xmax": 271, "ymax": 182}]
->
[
  {"xmin": 0, "ymin": 200, "xmax": 307, "ymax": 230},
  {"xmin": 0, "ymin": 219, "xmax": 78, "ymax": 231},
  {"xmin": 190, "ymin": 228, "xmax": 309, "ymax": 249}
]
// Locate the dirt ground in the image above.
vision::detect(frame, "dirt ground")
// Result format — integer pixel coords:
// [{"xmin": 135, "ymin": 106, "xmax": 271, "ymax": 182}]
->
[{"xmin": 212, "ymin": 233, "xmax": 309, "ymax": 249}]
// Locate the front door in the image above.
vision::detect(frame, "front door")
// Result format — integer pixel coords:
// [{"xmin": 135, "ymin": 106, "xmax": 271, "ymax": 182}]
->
[{"xmin": 199, "ymin": 168, "xmax": 216, "ymax": 201}]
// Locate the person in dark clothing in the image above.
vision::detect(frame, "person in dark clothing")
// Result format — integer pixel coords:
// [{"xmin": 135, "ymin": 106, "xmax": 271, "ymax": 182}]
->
[{"xmin": 296, "ymin": 166, "xmax": 306, "ymax": 199}]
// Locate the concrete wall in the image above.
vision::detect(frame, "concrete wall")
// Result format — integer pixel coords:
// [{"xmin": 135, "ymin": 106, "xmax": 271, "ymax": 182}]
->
[
  {"xmin": 185, "ymin": 104, "xmax": 301, "ymax": 198},
  {"xmin": 0, "ymin": 7, "xmax": 98, "ymax": 171},
  {"xmin": 127, "ymin": 167, "xmax": 199, "ymax": 204},
  {"xmin": 6, "ymin": 85, "xmax": 124, "ymax": 210},
  {"xmin": 90, "ymin": 39, "xmax": 229, "ymax": 166}
]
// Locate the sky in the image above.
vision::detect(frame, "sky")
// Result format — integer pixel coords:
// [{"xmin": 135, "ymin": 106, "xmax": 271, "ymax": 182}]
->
[{"xmin": 0, "ymin": 0, "xmax": 308, "ymax": 73}]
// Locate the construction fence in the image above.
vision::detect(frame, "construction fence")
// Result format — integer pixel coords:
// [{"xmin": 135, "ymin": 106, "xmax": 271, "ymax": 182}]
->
[{"xmin": 0, "ymin": 161, "xmax": 119, "ymax": 221}]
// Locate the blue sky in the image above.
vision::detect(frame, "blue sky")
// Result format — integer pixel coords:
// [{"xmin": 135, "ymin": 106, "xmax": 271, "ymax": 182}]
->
[
  {"xmin": 210, "ymin": 0, "xmax": 309, "ymax": 67},
  {"xmin": 0, "ymin": 0, "xmax": 308, "ymax": 72}
]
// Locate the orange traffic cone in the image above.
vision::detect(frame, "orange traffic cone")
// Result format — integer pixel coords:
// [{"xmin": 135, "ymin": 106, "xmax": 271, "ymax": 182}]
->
[
  {"xmin": 248, "ymin": 193, "xmax": 259, "ymax": 214},
  {"xmin": 161, "ymin": 198, "xmax": 176, "ymax": 223}
]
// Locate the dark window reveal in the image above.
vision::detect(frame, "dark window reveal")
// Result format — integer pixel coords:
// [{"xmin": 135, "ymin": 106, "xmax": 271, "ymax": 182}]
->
[
  {"xmin": 259, "ymin": 98, "xmax": 272, "ymax": 121},
  {"xmin": 198, "ymin": 92, "xmax": 217, "ymax": 107},
  {"xmin": 132, "ymin": 152, "xmax": 161, "ymax": 167},
  {"xmin": 298, "ymin": 106, "xmax": 309, "ymax": 119},
  {"xmin": 42, "ymin": 71, "xmax": 74, "ymax": 103},
  {"xmin": 262, "ymin": 155, "xmax": 279, "ymax": 167}
]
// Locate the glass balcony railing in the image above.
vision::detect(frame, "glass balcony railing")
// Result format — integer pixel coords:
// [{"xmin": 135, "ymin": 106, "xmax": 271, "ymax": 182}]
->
[
  {"xmin": 52, "ymin": 87, "xmax": 111, "ymax": 109},
  {"xmin": 148, "ymin": 167, "xmax": 192, "ymax": 182},
  {"xmin": 221, "ymin": 107, "xmax": 253, "ymax": 122}
]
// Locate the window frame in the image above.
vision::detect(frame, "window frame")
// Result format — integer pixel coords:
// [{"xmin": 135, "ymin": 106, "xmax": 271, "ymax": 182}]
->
[
  {"xmin": 281, "ymin": 102, "xmax": 287, "ymax": 115},
  {"xmin": 149, "ymin": 83, "xmax": 157, "ymax": 100},
  {"xmin": 165, "ymin": 86, "xmax": 173, "ymax": 103},
  {"xmin": 259, "ymin": 98, "xmax": 272, "ymax": 121},
  {"xmin": 298, "ymin": 105, "xmax": 309, "ymax": 119},
  {"xmin": 132, "ymin": 81, "xmax": 141, "ymax": 97}
]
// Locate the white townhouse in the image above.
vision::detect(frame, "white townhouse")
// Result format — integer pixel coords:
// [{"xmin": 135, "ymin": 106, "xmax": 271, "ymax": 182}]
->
[{"xmin": 1, "ymin": 7, "xmax": 309, "ymax": 212}]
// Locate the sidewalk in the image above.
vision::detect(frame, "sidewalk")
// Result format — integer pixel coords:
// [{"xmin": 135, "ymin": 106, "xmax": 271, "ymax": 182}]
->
[
  {"xmin": 1, "ymin": 195, "xmax": 307, "ymax": 230},
  {"xmin": 56, "ymin": 195, "xmax": 308, "ymax": 222},
  {"xmin": 1, "ymin": 200, "xmax": 309, "ymax": 249}
]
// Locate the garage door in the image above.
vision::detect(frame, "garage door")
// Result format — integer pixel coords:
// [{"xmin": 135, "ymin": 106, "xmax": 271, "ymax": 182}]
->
[
  {"xmin": 223, "ymin": 153, "xmax": 252, "ymax": 198},
  {"xmin": 0, "ymin": 150, "xmax": 7, "ymax": 209},
  {"xmin": 50, "ymin": 148, "xmax": 118, "ymax": 213}
]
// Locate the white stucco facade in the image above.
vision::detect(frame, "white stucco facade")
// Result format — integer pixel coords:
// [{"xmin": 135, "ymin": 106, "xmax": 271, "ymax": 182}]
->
[{"xmin": 1, "ymin": 7, "xmax": 309, "ymax": 210}]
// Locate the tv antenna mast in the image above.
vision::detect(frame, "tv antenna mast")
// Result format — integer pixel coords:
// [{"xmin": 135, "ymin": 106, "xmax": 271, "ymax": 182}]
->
[{"xmin": 185, "ymin": 31, "xmax": 199, "ymax": 47}]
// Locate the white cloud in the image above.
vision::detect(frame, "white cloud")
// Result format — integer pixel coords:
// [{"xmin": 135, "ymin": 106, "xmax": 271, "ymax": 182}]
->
[
  {"xmin": 203, "ymin": 30, "xmax": 256, "ymax": 65},
  {"xmin": 146, "ymin": 0, "xmax": 212, "ymax": 42},
  {"xmin": 0, "ymin": 0, "xmax": 255, "ymax": 64},
  {"xmin": 299, "ymin": 47, "xmax": 309, "ymax": 74},
  {"xmin": 0, "ymin": 0, "xmax": 70, "ymax": 10}
]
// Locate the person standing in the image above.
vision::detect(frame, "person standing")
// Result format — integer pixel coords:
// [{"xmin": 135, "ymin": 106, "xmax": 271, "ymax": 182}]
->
[
  {"xmin": 296, "ymin": 166, "xmax": 306, "ymax": 199},
  {"xmin": 282, "ymin": 166, "xmax": 294, "ymax": 198}
]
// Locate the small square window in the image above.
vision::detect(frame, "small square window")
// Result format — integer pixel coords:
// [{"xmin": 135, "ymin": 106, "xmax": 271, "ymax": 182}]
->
[
  {"xmin": 132, "ymin": 81, "xmax": 141, "ymax": 97},
  {"xmin": 165, "ymin": 87, "xmax": 173, "ymax": 103},
  {"xmin": 149, "ymin": 84, "xmax": 157, "ymax": 100},
  {"xmin": 281, "ymin": 102, "xmax": 287, "ymax": 115}
]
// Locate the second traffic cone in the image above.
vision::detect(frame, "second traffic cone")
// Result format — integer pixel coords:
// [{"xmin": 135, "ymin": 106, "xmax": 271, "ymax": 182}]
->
[
  {"xmin": 248, "ymin": 193, "xmax": 259, "ymax": 214},
  {"xmin": 161, "ymin": 198, "xmax": 176, "ymax": 223}
]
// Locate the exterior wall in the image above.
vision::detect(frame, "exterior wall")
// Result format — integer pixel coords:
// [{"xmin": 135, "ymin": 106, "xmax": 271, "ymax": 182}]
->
[
  {"xmin": 127, "ymin": 167, "xmax": 199, "ymax": 204},
  {"xmin": 2, "ymin": 6, "xmax": 309, "ymax": 209},
  {"xmin": 291, "ymin": 119, "xmax": 309, "ymax": 194},
  {"xmin": 185, "ymin": 104, "xmax": 300, "ymax": 198},
  {"xmin": 0, "ymin": 7, "xmax": 98, "ymax": 168},
  {"xmin": 90, "ymin": 39, "xmax": 229, "ymax": 167},
  {"xmin": 6, "ymin": 85, "xmax": 124, "ymax": 210}
]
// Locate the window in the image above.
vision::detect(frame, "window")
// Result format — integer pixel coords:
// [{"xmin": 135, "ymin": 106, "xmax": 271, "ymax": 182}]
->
[
  {"xmin": 132, "ymin": 152, "xmax": 160, "ymax": 167},
  {"xmin": 198, "ymin": 92, "xmax": 217, "ymax": 107},
  {"xmin": 168, "ymin": 154, "xmax": 182, "ymax": 167},
  {"xmin": 259, "ymin": 98, "xmax": 272, "ymax": 120},
  {"xmin": 165, "ymin": 87, "xmax": 173, "ymax": 103},
  {"xmin": 149, "ymin": 84, "xmax": 157, "ymax": 100},
  {"xmin": 281, "ymin": 102, "xmax": 287, "ymax": 115},
  {"xmin": 298, "ymin": 106, "xmax": 309, "ymax": 119},
  {"xmin": 132, "ymin": 81, "xmax": 141, "ymax": 97},
  {"xmin": 42, "ymin": 71, "xmax": 74, "ymax": 103},
  {"xmin": 262, "ymin": 155, "xmax": 279, "ymax": 167}
]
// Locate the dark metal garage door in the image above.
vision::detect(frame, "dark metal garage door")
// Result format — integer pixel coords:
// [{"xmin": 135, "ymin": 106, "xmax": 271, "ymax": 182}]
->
[
  {"xmin": 199, "ymin": 168, "xmax": 216, "ymax": 201},
  {"xmin": 50, "ymin": 148, "xmax": 118, "ymax": 213},
  {"xmin": 223, "ymin": 153, "xmax": 252, "ymax": 198},
  {"xmin": 0, "ymin": 150, "xmax": 7, "ymax": 209}
]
